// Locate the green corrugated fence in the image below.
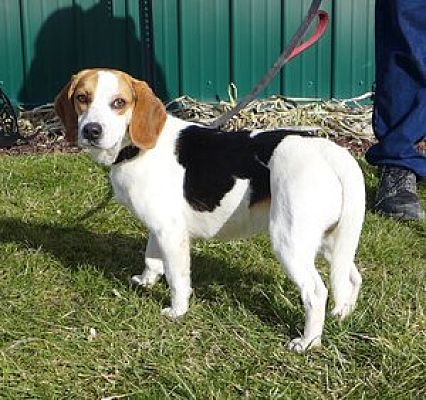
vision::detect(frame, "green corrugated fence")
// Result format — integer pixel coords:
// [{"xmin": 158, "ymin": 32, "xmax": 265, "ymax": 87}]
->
[{"xmin": 0, "ymin": 0, "xmax": 375, "ymax": 107}]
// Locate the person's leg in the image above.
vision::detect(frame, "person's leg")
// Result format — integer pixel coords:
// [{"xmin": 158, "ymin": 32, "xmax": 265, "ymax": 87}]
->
[{"xmin": 366, "ymin": 0, "xmax": 426, "ymax": 220}]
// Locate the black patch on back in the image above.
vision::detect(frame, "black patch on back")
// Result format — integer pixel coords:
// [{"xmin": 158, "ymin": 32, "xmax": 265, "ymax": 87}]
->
[{"xmin": 175, "ymin": 125, "xmax": 314, "ymax": 212}]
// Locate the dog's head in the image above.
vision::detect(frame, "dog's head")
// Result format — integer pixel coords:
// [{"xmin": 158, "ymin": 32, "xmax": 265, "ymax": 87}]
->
[{"xmin": 55, "ymin": 69, "xmax": 166, "ymax": 162}]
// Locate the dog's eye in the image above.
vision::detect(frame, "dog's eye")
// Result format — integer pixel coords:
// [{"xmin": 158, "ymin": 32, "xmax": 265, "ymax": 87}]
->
[
  {"xmin": 111, "ymin": 98, "xmax": 126, "ymax": 109},
  {"xmin": 76, "ymin": 94, "xmax": 89, "ymax": 104}
]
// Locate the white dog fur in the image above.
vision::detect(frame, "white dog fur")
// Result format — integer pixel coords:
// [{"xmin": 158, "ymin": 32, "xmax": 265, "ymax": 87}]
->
[{"xmin": 55, "ymin": 69, "xmax": 365, "ymax": 352}]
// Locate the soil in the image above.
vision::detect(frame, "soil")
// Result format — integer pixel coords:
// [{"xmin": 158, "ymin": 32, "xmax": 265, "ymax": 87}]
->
[{"xmin": 0, "ymin": 130, "xmax": 79, "ymax": 156}]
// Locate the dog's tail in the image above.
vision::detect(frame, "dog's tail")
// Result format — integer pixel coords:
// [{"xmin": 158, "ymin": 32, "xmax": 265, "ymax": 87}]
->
[{"xmin": 321, "ymin": 141, "xmax": 365, "ymax": 319}]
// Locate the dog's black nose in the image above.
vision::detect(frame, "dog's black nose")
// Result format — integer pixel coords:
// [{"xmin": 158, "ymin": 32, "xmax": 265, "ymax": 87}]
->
[{"xmin": 82, "ymin": 122, "xmax": 102, "ymax": 142}]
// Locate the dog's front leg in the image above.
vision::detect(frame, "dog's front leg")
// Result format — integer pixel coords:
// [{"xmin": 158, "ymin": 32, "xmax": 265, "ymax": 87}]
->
[
  {"xmin": 131, "ymin": 232, "xmax": 164, "ymax": 288},
  {"xmin": 156, "ymin": 230, "xmax": 192, "ymax": 319}
]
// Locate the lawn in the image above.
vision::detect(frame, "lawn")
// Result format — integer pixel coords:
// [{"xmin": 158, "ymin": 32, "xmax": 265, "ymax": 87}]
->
[{"xmin": 0, "ymin": 153, "xmax": 424, "ymax": 399}]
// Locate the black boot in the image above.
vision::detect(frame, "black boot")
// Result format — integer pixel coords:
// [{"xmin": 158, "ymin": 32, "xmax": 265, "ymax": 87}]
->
[{"xmin": 374, "ymin": 165, "xmax": 425, "ymax": 220}]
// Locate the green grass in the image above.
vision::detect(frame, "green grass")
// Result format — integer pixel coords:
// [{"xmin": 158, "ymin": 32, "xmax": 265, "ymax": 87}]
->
[{"xmin": 0, "ymin": 153, "xmax": 424, "ymax": 399}]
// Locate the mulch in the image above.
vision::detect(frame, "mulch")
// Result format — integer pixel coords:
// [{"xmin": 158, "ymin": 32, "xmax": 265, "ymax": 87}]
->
[
  {"xmin": 0, "ymin": 131, "xmax": 79, "ymax": 156},
  {"xmin": 0, "ymin": 103, "xmax": 79, "ymax": 156},
  {"xmin": 0, "ymin": 130, "xmax": 373, "ymax": 157},
  {"xmin": 0, "ymin": 97, "xmax": 376, "ymax": 157}
]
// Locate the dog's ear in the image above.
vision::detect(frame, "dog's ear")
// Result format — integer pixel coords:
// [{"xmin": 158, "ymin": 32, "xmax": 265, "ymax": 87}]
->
[
  {"xmin": 129, "ymin": 79, "xmax": 166, "ymax": 150},
  {"xmin": 54, "ymin": 75, "xmax": 81, "ymax": 144},
  {"xmin": 54, "ymin": 69, "xmax": 94, "ymax": 144}
]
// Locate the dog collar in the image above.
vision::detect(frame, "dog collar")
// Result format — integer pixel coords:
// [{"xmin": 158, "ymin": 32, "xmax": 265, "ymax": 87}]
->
[{"xmin": 113, "ymin": 145, "xmax": 140, "ymax": 165}]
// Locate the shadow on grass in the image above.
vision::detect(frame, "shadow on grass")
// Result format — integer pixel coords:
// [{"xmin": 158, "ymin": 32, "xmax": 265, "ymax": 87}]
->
[
  {"xmin": 358, "ymin": 160, "xmax": 378, "ymax": 210},
  {"xmin": 0, "ymin": 217, "xmax": 300, "ymax": 333}
]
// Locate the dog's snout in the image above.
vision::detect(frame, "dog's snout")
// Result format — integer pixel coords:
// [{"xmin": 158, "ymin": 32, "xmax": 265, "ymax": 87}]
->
[{"xmin": 82, "ymin": 122, "xmax": 103, "ymax": 142}]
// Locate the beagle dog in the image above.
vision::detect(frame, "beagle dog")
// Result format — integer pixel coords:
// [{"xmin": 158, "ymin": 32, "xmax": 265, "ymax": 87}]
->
[{"xmin": 55, "ymin": 69, "xmax": 365, "ymax": 352}]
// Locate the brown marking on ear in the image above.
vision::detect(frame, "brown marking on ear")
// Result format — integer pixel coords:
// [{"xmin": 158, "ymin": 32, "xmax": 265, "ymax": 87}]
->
[
  {"xmin": 129, "ymin": 79, "xmax": 166, "ymax": 149},
  {"xmin": 54, "ymin": 69, "xmax": 97, "ymax": 144},
  {"xmin": 54, "ymin": 80, "xmax": 78, "ymax": 144}
]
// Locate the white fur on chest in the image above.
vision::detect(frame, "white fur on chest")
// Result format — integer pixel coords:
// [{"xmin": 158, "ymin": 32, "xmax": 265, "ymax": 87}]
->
[{"xmin": 111, "ymin": 153, "xmax": 185, "ymax": 231}]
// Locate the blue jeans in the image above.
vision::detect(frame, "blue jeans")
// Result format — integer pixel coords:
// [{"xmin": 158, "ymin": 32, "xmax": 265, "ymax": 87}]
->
[{"xmin": 365, "ymin": 0, "xmax": 426, "ymax": 177}]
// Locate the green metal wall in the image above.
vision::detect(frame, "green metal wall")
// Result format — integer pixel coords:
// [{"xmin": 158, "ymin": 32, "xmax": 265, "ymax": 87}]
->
[
  {"xmin": 0, "ymin": 0, "xmax": 375, "ymax": 107},
  {"xmin": 0, "ymin": 0, "xmax": 148, "ymax": 107}
]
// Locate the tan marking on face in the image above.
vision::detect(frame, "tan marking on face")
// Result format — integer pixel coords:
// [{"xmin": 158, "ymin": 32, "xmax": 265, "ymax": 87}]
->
[
  {"xmin": 112, "ymin": 71, "xmax": 135, "ymax": 116},
  {"xmin": 55, "ymin": 68, "xmax": 101, "ymax": 143},
  {"xmin": 72, "ymin": 70, "xmax": 99, "ymax": 115}
]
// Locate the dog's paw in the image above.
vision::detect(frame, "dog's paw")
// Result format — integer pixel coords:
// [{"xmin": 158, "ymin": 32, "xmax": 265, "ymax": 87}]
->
[
  {"xmin": 331, "ymin": 303, "xmax": 355, "ymax": 321},
  {"xmin": 130, "ymin": 273, "xmax": 160, "ymax": 288},
  {"xmin": 161, "ymin": 307, "xmax": 186, "ymax": 320},
  {"xmin": 288, "ymin": 337, "xmax": 321, "ymax": 353}
]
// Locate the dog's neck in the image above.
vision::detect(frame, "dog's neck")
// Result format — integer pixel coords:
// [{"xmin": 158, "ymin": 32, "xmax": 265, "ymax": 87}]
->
[
  {"xmin": 113, "ymin": 145, "xmax": 140, "ymax": 165},
  {"xmin": 89, "ymin": 115, "xmax": 193, "ymax": 167}
]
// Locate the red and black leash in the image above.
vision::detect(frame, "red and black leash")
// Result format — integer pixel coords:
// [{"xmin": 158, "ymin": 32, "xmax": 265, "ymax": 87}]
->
[{"xmin": 209, "ymin": 0, "xmax": 329, "ymax": 129}]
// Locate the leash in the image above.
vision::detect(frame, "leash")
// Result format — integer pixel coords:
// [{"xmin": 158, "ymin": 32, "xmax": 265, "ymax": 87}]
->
[{"xmin": 209, "ymin": 0, "xmax": 329, "ymax": 129}]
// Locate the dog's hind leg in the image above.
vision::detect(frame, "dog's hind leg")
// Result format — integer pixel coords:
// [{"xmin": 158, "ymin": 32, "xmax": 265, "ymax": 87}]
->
[
  {"xmin": 322, "ymin": 229, "xmax": 362, "ymax": 321},
  {"xmin": 318, "ymin": 136, "xmax": 365, "ymax": 321},
  {"xmin": 270, "ymin": 219, "xmax": 328, "ymax": 353},
  {"xmin": 131, "ymin": 232, "xmax": 164, "ymax": 288},
  {"xmin": 331, "ymin": 261, "xmax": 362, "ymax": 321}
]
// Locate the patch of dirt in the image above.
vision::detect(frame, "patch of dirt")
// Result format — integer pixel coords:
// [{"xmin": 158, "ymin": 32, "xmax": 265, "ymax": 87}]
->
[
  {"xmin": 0, "ymin": 131, "xmax": 79, "ymax": 156},
  {"xmin": 0, "ymin": 104, "xmax": 79, "ymax": 156},
  {"xmin": 332, "ymin": 136, "xmax": 373, "ymax": 156}
]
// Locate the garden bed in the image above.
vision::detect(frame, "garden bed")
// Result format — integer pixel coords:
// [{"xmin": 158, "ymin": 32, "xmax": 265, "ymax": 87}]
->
[{"xmin": 1, "ymin": 94, "xmax": 375, "ymax": 156}]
